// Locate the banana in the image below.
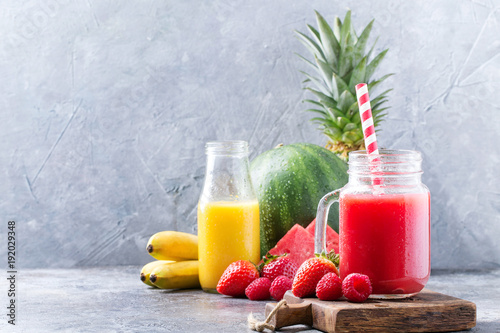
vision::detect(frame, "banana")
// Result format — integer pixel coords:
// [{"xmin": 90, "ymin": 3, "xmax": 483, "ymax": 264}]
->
[
  {"xmin": 149, "ymin": 260, "xmax": 200, "ymax": 289},
  {"xmin": 146, "ymin": 231, "xmax": 198, "ymax": 261},
  {"xmin": 140, "ymin": 260, "xmax": 175, "ymax": 287}
]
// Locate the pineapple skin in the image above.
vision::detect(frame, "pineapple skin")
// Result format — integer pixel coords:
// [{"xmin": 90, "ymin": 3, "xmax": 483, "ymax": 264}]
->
[{"xmin": 326, "ymin": 141, "xmax": 365, "ymax": 161}]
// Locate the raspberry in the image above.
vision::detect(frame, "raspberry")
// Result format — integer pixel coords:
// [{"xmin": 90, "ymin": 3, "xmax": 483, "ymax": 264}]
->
[
  {"xmin": 342, "ymin": 273, "xmax": 372, "ymax": 302},
  {"xmin": 316, "ymin": 273, "xmax": 342, "ymax": 301},
  {"xmin": 269, "ymin": 275, "xmax": 292, "ymax": 301},
  {"xmin": 245, "ymin": 277, "xmax": 271, "ymax": 300}
]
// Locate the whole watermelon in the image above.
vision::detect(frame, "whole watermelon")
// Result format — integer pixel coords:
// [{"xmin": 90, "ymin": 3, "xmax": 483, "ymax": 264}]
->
[{"xmin": 250, "ymin": 143, "xmax": 348, "ymax": 257}]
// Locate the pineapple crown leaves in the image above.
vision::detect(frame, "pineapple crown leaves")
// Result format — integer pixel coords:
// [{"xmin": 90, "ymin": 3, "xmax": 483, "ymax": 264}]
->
[{"xmin": 295, "ymin": 10, "xmax": 393, "ymax": 157}]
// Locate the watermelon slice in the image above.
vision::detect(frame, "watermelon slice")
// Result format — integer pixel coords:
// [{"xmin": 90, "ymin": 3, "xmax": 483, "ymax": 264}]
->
[
  {"xmin": 268, "ymin": 224, "xmax": 315, "ymax": 267},
  {"xmin": 268, "ymin": 219, "xmax": 340, "ymax": 268},
  {"xmin": 305, "ymin": 218, "xmax": 339, "ymax": 254}
]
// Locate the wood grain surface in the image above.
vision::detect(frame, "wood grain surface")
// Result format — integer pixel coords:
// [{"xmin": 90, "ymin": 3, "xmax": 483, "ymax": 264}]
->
[{"xmin": 264, "ymin": 289, "xmax": 476, "ymax": 332}]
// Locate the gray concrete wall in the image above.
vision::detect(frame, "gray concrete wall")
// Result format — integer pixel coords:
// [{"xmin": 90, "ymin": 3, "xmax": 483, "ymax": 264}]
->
[{"xmin": 1, "ymin": 0, "xmax": 499, "ymax": 269}]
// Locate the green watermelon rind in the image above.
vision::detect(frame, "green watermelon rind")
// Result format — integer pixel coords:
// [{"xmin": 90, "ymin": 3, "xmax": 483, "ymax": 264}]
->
[{"xmin": 250, "ymin": 143, "xmax": 348, "ymax": 257}]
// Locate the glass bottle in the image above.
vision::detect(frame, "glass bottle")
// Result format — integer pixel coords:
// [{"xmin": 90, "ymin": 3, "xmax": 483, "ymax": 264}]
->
[
  {"xmin": 315, "ymin": 149, "xmax": 430, "ymax": 298},
  {"xmin": 197, "ymin": 141, "xmax": 260, "ymax": 293}
]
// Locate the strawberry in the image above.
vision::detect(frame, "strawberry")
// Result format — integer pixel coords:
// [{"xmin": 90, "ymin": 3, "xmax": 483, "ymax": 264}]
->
[
  {"xmin": 216, "ymin": 260, "xmax": 259, "ymax": 297},
  {"xmin": 260, "ymin": 253, "xmax": 298, "ymax": 282},
  {"xmin": 292, "ymin": 251, "xmax": 339, "ymax": 298},
  {"xmin": 245, "ymin": 277, "xmax": 271, "ymax": 300},
  {"xmin": 342, "ymin": 273, "xmax": 372, "ymax": 302},
  {"xmin": 269, "ymin": 275, "xmax": 292, "ymax": 301},
  {"xmin": 316, "ymin": 272, "xmax": 343, "ymax": 301}
]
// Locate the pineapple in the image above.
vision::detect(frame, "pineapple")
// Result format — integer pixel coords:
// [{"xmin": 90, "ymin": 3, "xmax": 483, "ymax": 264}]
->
[{"xmin": 295, "ymin": 10, "xmax": 392, "ymax": 160}]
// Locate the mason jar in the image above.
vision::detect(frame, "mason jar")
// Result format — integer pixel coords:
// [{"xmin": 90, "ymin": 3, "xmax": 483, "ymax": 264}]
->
[{"xmin": 315, "ymin": 149, "xmax": 430, "ymax": 298}]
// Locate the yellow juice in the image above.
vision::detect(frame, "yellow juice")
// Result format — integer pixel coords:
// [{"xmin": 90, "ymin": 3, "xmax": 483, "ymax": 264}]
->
[{"xmin": 197, "ymin": 200, "xmax": 260, "ymax": 292}]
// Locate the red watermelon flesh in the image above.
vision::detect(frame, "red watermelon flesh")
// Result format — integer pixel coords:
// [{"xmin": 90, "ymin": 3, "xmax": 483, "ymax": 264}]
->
[
  {"xmin": 267, "ymin": 220, "xmax": 340, "ymax": 268},
  {"xmin": 305, "ymin": 219, "xmax": 339, "ymax": 254},
  {"xmin": 268, "ymin": 224, "xmax": 315, "ymax": 267}
]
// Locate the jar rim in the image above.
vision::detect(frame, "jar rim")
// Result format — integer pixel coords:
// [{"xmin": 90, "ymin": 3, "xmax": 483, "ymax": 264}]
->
[
  {"xmin": 348, "ymin": 149, "xmax": 423, "ymax": 175},
  {"xmin": 349, "ymin": 149, "xmax": 421, "ymax": 164},
  {"xmin": 349, "ymin": 149, "xmax": 422, "ymax": 158},
  {"xmin": 205, "ymin": 140, "xmax": 249, "ymax": 155}
]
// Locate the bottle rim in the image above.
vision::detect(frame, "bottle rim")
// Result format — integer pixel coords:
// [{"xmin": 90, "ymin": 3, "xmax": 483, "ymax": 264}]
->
[{"xmin": 205, "ymin": 140, "xmax": 249, "ymax": 155}]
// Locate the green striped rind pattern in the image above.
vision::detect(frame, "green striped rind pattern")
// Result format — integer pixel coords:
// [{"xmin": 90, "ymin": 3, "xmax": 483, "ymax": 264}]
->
[{"xmin": 250, "ymin": 143, "xmax": 348, "ymax": 257}]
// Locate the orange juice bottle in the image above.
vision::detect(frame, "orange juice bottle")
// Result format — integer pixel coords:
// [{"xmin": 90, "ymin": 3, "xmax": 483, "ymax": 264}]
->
[{"xmin": 197, "ymin": 141, "xmax": 260, "ymax": 292}]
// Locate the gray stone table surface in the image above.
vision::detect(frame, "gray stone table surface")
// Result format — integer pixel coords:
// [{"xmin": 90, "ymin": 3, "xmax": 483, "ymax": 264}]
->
[{"xmin": 2, "ymin": 266, "xmax": 499, "ymax": 332}]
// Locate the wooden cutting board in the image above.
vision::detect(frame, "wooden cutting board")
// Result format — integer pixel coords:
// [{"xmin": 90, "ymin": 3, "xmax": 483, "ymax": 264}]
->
[{"xmin": 264, "ymin": 289, "xmax": 476, "ymax": 332}]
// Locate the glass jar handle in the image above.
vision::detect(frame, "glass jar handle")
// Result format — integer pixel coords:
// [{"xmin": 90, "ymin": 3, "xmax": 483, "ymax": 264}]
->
[{"xmin": 314, "ymin": 189, "xmax": 341, "ymax": 254}]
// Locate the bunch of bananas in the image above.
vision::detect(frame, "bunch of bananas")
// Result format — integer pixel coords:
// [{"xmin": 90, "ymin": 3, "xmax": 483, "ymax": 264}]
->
[{"xmin": 140, "ymin": 231, "xmax": 200, "ymax": 289}]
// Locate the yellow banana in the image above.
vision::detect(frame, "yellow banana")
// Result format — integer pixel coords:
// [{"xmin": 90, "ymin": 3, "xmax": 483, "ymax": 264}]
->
[
  {"xmin": 146, "ymin": 231, "xmax": 198, "ymax": 261},
  {"xmin": 149, "ymin": 260, "xmax": 200, "ymax": 289},
  {"xmin": 140, "ymin": 260, "xmax": 175, "ymax": 287}
]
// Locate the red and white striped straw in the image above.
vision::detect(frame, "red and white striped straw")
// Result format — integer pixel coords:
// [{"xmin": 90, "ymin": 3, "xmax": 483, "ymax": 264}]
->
[
  {"xmin": 355, "ymin": 83, "xmax": 382, "ymax": 185},
  {"xmin": 355, "ymin": 83, "xmax": 379, "ymax": 156}
]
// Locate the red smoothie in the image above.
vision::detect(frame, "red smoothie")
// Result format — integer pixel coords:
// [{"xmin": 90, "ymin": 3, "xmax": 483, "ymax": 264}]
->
[{"xmin": 339, "ymin": 192, "xmax": 430, "ymax": 295}]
